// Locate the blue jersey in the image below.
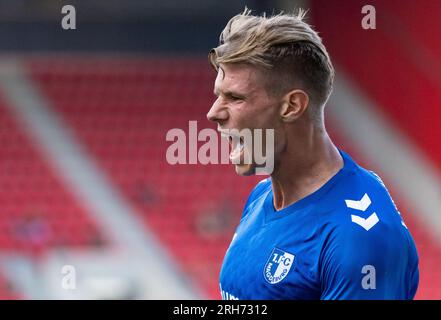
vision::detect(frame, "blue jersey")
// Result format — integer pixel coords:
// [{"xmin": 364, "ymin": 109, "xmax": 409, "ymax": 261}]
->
[{"xmin": 219, "ymin": 150, "xmax": 419, "ymax": 300}]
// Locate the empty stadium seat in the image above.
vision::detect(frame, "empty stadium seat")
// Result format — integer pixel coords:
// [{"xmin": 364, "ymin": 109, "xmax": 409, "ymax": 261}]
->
[{"xmin": 0, "ymin": 97, "xmax": 107, "ymax": 256}]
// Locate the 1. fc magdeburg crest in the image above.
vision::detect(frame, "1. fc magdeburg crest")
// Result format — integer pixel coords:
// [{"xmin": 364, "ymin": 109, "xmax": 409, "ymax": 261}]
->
[{"xmin": 263, "ymin": 248, "xmax": 295, "ymax": 284}]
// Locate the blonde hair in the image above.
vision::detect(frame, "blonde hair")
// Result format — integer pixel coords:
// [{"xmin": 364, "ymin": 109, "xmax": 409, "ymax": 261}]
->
[{"xmin": 209, "ymin": 8, "xmax": 335, "ymax": 109}]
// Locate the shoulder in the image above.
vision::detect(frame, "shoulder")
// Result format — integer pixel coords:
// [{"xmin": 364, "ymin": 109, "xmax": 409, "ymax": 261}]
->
[
  {"xmin": 350, "ymin": 167, "xmax": 404, "ymax": 227},
  {"xmin": 250, "ymin": 177, "xmax": 271, "ymax": 198},
  {"xmin": 318, "ymin": 167, "xmax": 419, "ymax": 299},
  {"xmin": 317, "ymin": 160, "xmax": 415, "ymax": 280},
  {"xmin": 318, "ymin": 159, "xmax": 410, "ymax": 263},
  {"xmin": 323, "ymin": 155, "xmax": 405, "ymax": 231}
]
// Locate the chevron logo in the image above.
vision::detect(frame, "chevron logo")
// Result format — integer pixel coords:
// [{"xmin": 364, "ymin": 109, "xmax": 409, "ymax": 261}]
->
[
  {"xmin": 345, "ymin": 193, "xmax": 371, "ymax": 211},
  {"xmin": 346, "ymin": 193, "xmax": 380, "ymax": 231},
  {"xmin": 351, "ymin": 213, "xmax": 379, "ymax": 231}
]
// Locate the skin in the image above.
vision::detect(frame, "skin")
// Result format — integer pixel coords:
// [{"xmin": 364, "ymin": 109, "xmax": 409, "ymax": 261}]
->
[{"xmin": 207, "ymin": 63, "xmax": 343, "ymax": 211}]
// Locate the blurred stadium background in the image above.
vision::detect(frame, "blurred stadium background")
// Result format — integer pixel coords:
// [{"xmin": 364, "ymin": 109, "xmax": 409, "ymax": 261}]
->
[{"xmin": 0, "ymin": 0, "xmax": 439, "ymax": 299}]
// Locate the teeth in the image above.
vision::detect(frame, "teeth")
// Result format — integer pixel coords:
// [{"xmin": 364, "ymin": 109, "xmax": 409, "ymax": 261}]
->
[
  {"xmin": 218, "ymin": 131, "xmax": 245, "ymax": 162},
  {"xmin": 229, "ymin": 138, "xmax": 244, "ymax": 161}
]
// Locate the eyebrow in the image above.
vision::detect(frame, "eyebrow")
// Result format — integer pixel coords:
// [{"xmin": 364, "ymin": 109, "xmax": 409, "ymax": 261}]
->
[{"xmin": 213, "ymin": 88, "xmax": 246, "ymax": 99}]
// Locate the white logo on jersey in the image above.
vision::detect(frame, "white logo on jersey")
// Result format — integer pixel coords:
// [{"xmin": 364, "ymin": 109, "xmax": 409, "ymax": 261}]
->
[
  {"xmin": 351, "ymin": 212, "xmax": 379, "ymax": 231},
  {"xmin": 345, "ymin": 193, "xmax": 380, "ymax": 231},
  {"xmin": 345, "ymin": 193, "xmax": 371, "ymax": 211},
  {"xmin": 263, "ymin": 248, "xmax": 295, "ymax": 284}
]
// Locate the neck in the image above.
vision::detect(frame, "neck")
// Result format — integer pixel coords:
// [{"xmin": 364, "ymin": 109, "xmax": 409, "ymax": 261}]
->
[{"xmin": 270, "ymin": 124, "xmax": 343, "ymax": 211}]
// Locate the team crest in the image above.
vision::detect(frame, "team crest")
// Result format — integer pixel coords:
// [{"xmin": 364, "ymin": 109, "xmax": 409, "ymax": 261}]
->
[{"xmin": 263, "ymin": 248, "xmax": 295, "ymax": 284}]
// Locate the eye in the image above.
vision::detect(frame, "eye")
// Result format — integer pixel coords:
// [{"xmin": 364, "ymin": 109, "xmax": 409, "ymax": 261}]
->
[{"xmin": 229, "ymin": 94, "xmax": 244, "ymax": 102}]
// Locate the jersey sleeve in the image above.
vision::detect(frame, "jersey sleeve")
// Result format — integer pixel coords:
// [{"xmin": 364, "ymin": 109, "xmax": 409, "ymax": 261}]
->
[{"xmin": 319, "ymin": 221, "xmax": 419, "ymax": 300}]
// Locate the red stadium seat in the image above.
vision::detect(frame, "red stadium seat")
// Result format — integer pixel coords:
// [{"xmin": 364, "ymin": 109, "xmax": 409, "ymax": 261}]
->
[{"xmin": 0, "ymin": 97, "xmax": 107, "ymax": 259}]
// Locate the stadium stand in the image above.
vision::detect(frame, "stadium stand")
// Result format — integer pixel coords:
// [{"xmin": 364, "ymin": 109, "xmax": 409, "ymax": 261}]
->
[
  {"xmin": 311, "ymin": 0, "xmax": 441, "ymax": 170},
  {"xmin": 0, "ymin": 94, "xmax": 106, "ymax": 255},
  {"xmin": 26, "ymin": 58, "xmax": 261, "ymax": 298}
]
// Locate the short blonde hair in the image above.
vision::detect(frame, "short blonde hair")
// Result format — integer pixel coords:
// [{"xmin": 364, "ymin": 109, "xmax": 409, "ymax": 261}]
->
[{"xmin": 209, "ymin": 8, "xmax": 334, "ymax": 108}]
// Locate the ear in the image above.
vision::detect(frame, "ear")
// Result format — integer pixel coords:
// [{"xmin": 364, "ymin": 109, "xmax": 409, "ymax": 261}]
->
[{"xmin": 280, "ymin": 89, "xmax": 309, "ymax": 122}]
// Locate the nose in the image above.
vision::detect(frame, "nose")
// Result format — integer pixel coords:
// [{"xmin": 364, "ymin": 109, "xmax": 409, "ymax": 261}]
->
[{"xmin": 207, "ymin": 98, "xmax": 229, "ymax": 124}]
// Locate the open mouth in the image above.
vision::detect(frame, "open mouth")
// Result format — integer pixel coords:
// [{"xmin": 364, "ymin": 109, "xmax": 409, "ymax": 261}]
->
[
  {"xmin": 228, "ymin": 135, "xmax": 244, "ymax": 163},
  {"xmin": 219, "ymin": 130, "xmax": 245, "ymax": 164}
]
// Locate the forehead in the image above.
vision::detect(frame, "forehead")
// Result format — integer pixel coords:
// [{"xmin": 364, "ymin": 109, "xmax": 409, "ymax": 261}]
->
[{"xmin": 214, "ymin": 63, "xmax": 264, "ymax": 93}]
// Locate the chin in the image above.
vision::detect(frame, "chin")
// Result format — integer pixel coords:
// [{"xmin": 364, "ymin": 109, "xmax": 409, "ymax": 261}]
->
[{"xmin": 234, "ymin": 164, "xmax": 256, "ymax": 176}]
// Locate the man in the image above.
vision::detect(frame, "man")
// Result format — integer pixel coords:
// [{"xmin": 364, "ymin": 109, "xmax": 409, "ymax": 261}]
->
[{"xmin": 206, "ymin": 9, "xmax": 419, "ymax": 300}]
